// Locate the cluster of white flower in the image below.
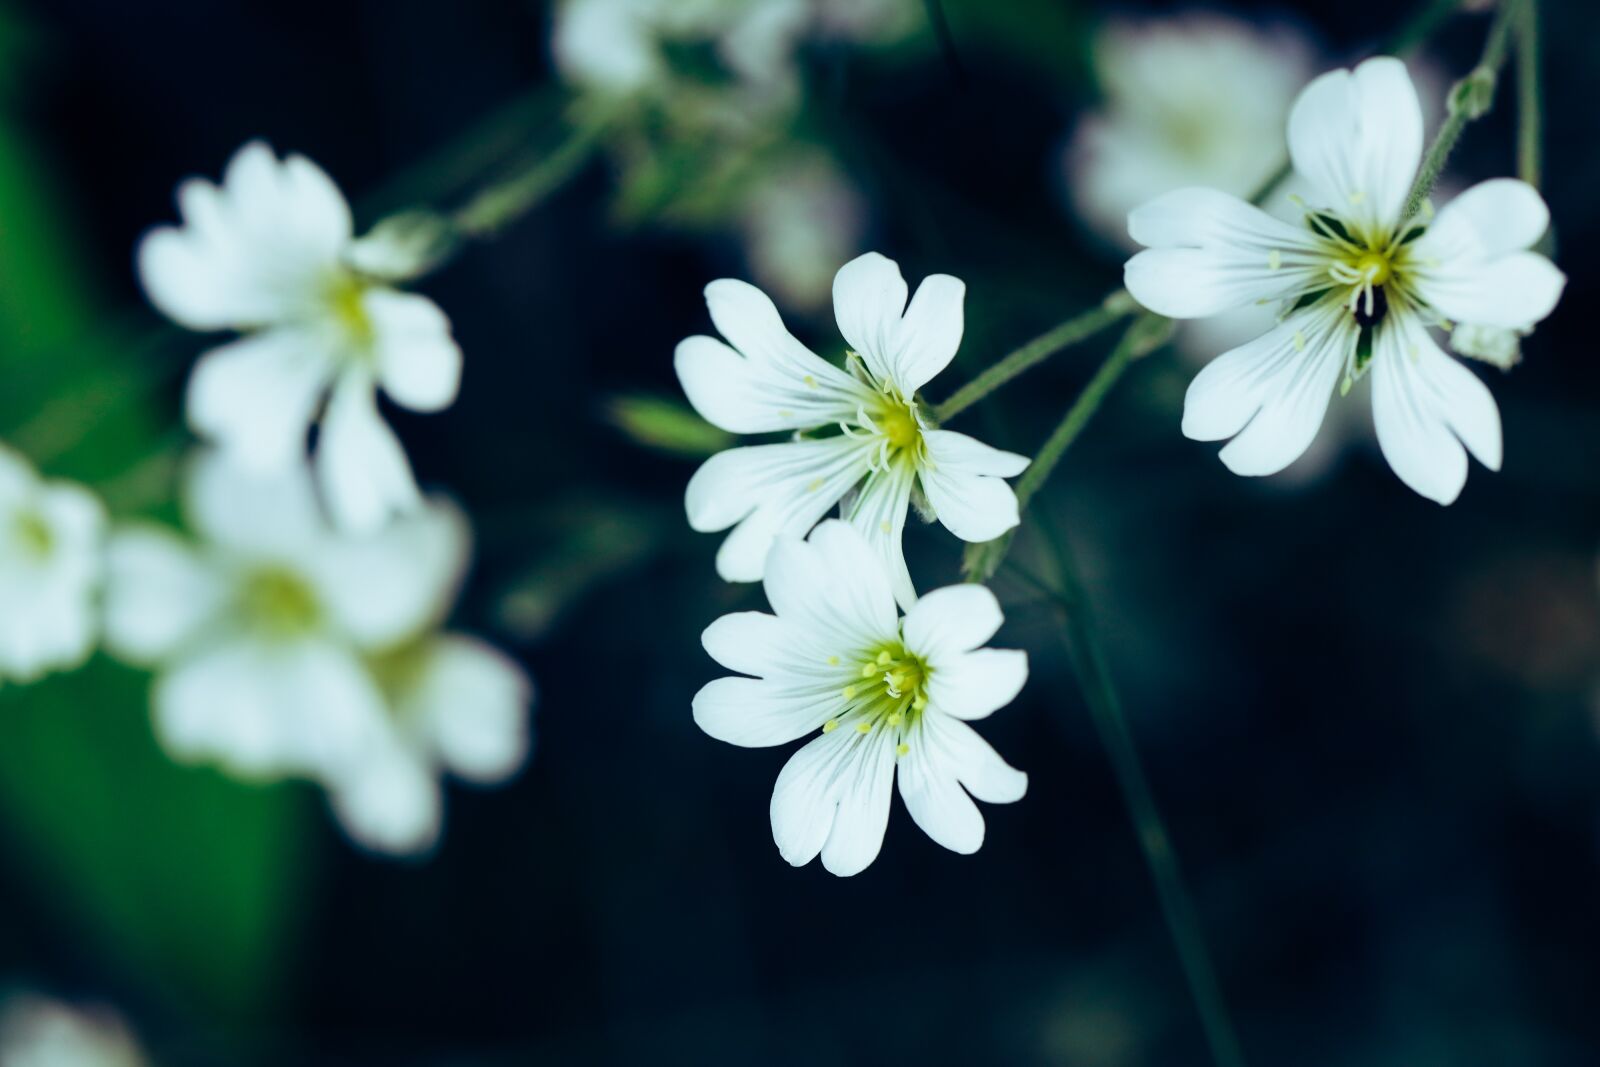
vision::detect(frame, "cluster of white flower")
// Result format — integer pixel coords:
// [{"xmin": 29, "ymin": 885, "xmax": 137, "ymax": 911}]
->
[
  {"xmin": 0, "ymin": 144, "xmax": 534, "ymax": 859},
  {"xmin": 679, "ymin": 253, "xmax": 1033, "ymax": 874}
]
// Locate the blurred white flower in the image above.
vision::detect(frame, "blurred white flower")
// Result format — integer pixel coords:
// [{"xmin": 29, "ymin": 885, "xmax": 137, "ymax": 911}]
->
[
  {"xmin": 677, "ymin": 251, "xmax": 1027, "ymax": 608},
  {"xmin": 737, "ymin": 150, "xmax": 866, "ymax": 311},
  {"xmin": 331, "ymin": 634, "xmax": 533, "ymax": 856},
  {"xmin": 694, "ymin": 520, "xmax": 1027, "ymax": 876},
  {"xmin": 103, "ymin": 450, "xmax": 467, "ymax": 783},
  {"xmin": 0, "ymin": 994, "xmax": 145, "ymax": 1067},
  {"xmin": 1125, "ymin": 57, "xmax": 1565, "ymax": 504},
  {"xmin": 1065, "ymin": 12, "xmax": 1315, "ymax": 251},
  {"xmin": 138, "ymin": 142, "xmax": 462, "ymax": 532},
  {"xmin": 0, "ymin": 447, "xmax": 104, "ymax": 683}
]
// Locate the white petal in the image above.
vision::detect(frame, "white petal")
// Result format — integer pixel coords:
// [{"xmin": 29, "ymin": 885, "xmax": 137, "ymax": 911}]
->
[
  {"xmin": 1370, "ymin": 316, "xmax": 1501, "ymax": 505},
  {"xmin": 763, "ymin": 519, "xmax": 899, "ymax": 652},
  {"xmin": 693, "ymin": 676, "xmax": 838, "ymax": 748},
  {"xmin": 925, "ymin": 712, "xmax": 1028, "ymax": 804},
  {"xmin": 897, "ymin": 720, "xmax": 985, "ymax": 854},
  {"xmin": 367, "ymin": 289, "xmax": 462, "ymax": 413},
  {"xmin": 185, "ymin": 327, "xmax": 333, "ymax": 470},
  {"xmin": 675, "ymin": 332, "xmax": 867, "ymax": 435},
  {"xmin": 891, "ymin": 273, "xmax": 965, "ymax": 394},
  {"xmin": 701, "ymin": 610, "xmax": 833, "ymax": 678},
  {"xmin": 328, "ymin": 741, "xmax": 443, "ymax": 857},
  {"xmin": 139, "ymin": 141, "xmax": 352, "ymax": 330},
  {"xmin": 103, "ymin": 525, "xmax": 226, "ymax": 663},
  {"xmin": 304, "ymin": 497, "xmax": 469, "ymax": 650},
  {"xmin": 685, "ymin": 436, "xmax": 874, "ymax": 583},
  {"xmin": 1288, "ymin": 56, "xmax": 1421, "ymax": 231},
  {"xmin": 315, "ymin": 372, "xmax": 423, "ymax": 532},
  {"xmin": 1422, "ymin": 178, "xmax": 1551, "ymax": 259},
  {"xmin": 413, "ymin": 634, "xmax": 533, "ymax": 783},
  {"xmin": 844, "ymin": 460, "xmax": 918, "ymax": 609},
  {"xmin": 926, "ymin": 648, "xmax": 1029, "ymax": 720},
  {"xmin": 918, "ymin": 430, "xmax": 1026, "ymax": 544},
  {"xmin": 153, "ymin": 638, "xmax": 389, "ymax": 779},
  {"xmin": 1182, "ymin": 305, "xmax": 1351, "ymax": 477},
  {"xmin": 184, "ymin": 447, "xmax": 324, "ymax": 556},
  {"xmin": 1412, "ymin": 245, "xmax": 1565, "ymax": 331},
  {"xmin": 817, "ymin": 727, "xmax": 898, "ymax": 876},
  {"xmin": 832, "ymin": 251, "xmax": 908, "ymax": 383},
  {"xmin": 1124, "ymin": 187, "xmax": 1327, "ymax": 318},
  {"xmin": 903, "ymin": 584, "xmax": 1005, "ymax": 658}
]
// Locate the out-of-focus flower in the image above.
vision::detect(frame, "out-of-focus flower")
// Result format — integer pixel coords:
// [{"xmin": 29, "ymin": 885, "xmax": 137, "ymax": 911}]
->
[
  {"xmin": 737, "ymin": 150, "xmax": 867, "ymax": 311},
  {"xmin": 138, "ymin": 142, "xmax": 463, "ymax": 532},
  {"xmin": 0, "ymin": 447, "xmax": 104, "ymax": 683},
  {"xmin": 104, "ymin": 451, "xmax": 534, "ymax": 857},
  {"xmin": 0, "ymin": 994, "xmax": 146, "ymax": 1067},
  {"xmin": 694, "ymin": 520, "xmax": 1027, "ymax": 876},
  {"xmin": 677, "ymin": 252, "xmax": 1027, "ymax": 608},
  {"xmin": 1065, "ymin": 12, "xmax": 1315, "ymax": 251},
  {"xmin": 103, "ymin": 450, "xmax": 465, "ymax": 782},
  {"xmin": 1450, "ymin": 322, "xmax": 1525, "ymax": 369},
  {"xmin": 1125, "ymin": 57, "xmax": 1565, "ymax": 504},
  {"xmin": 331, "ymin": 634, "xmax": 533, "ymax": 855}
]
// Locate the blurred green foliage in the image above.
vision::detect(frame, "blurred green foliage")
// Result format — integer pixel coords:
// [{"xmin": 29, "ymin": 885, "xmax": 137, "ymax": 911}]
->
[{"xmin": 0, "ymin": 4, "xmax": 306, "ymax": 1030}]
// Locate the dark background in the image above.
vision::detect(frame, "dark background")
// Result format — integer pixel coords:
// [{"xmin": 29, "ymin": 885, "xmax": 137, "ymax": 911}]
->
[{"xmin": 0, "ymin": 0, "xmax": 1596, "ymax": 1063}]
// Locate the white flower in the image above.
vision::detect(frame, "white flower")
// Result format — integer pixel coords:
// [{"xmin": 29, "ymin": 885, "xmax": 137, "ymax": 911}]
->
[
  {"xmin": 737, "ymin": 150, "xmax": 866, "ymax": 311},
  {"xmin": 677, "ymin": 251, "xmax": 1028, "ymax": 607},
  {"xmin": 0, "ymin": 446, "xmax": 104, "ymax": 683},
  {"xmin": 1065, "ymin": 12, "xmax": 1315, "ymax": 250},
  {"xmin": 694, "ymin": 520, "xmax": 1027, "ymax": 876},
  {"xmin": 138, "ymin": 141, "xmax": 462, "ymax": 532},
  {"xmin": 330, "ymin": 634, "xmax": 534, "ymax": 857},
  {"xmin": 1125, "ymin": 57, "xmax": 1566, "ymax": 504},
  {"xmin": 0, "ymin": 994, "xmax": 146, "ymax": 1067},
  {"xmin": 103, "ymin": 450, "xmax": 467, "ymax": 782}
]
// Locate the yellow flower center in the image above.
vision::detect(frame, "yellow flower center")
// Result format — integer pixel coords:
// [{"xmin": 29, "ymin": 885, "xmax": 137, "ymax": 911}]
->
[
  {"xmin": 326, "ymin": 272, "xmax": 375, "ymax": 347},
  {"xmin": 1351, "ymin": 250, "xmax": 1393, "ymax": 287},
  {"xmin": 824, "ymin": 641, "xmax": 932, "ymax": 758},
  {"xmin": 11, "ymin": 510, "xmax": 53, "ymax": 559},
  {"xmin": 239, "ymin": 566, "xmax": 322, "ymax": 637}
]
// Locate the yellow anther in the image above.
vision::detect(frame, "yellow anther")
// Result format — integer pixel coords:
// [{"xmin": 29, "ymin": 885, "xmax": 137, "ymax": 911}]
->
[
  {"xmin": 855, "ymin": 721, "xmax": 872, "ymax": 735},
  {"xmin": 896, "ymin": 742, "xmax": 910, "ymax": 758},
  {"xmin": 1292, "ymin": 331, "xmax": 1307, "ymax": 352},
  {"xmin": 887, "ymin": 711, "xmax": 903, "ymax": 727},
  {"xmin": 913, "ymin": 694, "xmax": 928, "ymax": 711},
  {"xmin": 805, "ymin": 477, "xmax": 823, "ymax": 492},
  {"xmin": 861, "ymin": 662, "xmax": 877, "ymax": 678},
  {"xmin": 827, "ymin": 655, "xmax": 840, "ymax": 666},
  {"xmin": 822, "ymin": 718, "xmax": 840, "ymax": 733},
  {"xmin": 803, "ymin": 375, "xmax": 817, "ymax": 388},
  {"xmin": 879, "ymin": 520, "xmax": 891, "ymax": 534},
  {"xmin": 778, "ymin": 409, "xmax": 793, "ymax": 418},
  {"xmin": 1267, "ymin": 250, "xmax": 1282, "ymax": 271},
  {"xmin": 876, "ymin": 650, "xmax": 893, "ymax": 665},
  {"xmin": 842, "ymin": 685, "xmax": 856, "ymax": 700}
]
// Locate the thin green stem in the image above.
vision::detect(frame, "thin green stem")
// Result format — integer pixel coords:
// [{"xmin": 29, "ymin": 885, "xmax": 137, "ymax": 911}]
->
[
  {"xmin": 1402, "ymin": 0, "xmax": 1521, "ymax": 221},
  {"xmin": 1515, "ymin": 0, "xmax": 1542, "ymax": 188},
  {"xmin": 932, "ymin": 290, "xmax": 1137, "ymax": 423},
  {"xmin": 1032, "ymin": 524, "xmax": 1247, "ymax": 1067},
  {"xmin": 450, "ymin": 107, "xmax": 612, "ymax": 237},
  {"xmin": 962, "ymin": 314, "xmax": 1171, "ymax": 581}
]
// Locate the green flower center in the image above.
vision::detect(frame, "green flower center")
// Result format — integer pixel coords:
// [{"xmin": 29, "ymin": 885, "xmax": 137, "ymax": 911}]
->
[
  {"xmin": 239, "ymin": 566, "xmax": 322, "ymax": 637},
  {"xmin": 824, "ymin": 640, "xmax": 932, "ymax": 758},
  {"xmin": 11, "ymin": 510, "xmax": 54, "ymax": 559},
  {"xmin": 326, "ymin": 272, "xmax": 375, "ymax": 347}
]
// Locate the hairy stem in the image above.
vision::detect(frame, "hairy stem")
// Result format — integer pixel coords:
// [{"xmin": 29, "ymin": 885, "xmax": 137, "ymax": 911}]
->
[
  {"xmin": 1402, "ymin": 0, "xmax": 1521, "ymax": 221},
  {"xmin": 1027, "ymin": 525, "xmax": 1247, "ymax": 1067},
  {"xmin": 962, "ymin": 313, "xmax": 1172, "ymax": 581},
  {"xmin": 932, "ymin": 290, "xmax": 1137, "ymax": 423},
  {"xmin": 1515, "ymin": 0, "xmax": 1542, "ymax": 188}
]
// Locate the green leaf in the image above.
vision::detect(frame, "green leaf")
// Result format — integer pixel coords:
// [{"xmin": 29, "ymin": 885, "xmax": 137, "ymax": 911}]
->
[{"xmin": 604, "ymin": 393, "xmax": 732, "ymax": 458}]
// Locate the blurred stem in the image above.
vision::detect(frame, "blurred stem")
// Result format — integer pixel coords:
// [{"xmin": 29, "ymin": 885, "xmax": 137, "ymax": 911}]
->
[
  {"xmin": 962, "ymin": 313, "xmax": 1172, "ymax": 582},
  {"xmin": 1023, "ymin": 524, "xmax": 1247, "ymax": 1067},
  {"xmin": 450, "ymin": 106, "xmax": 612, "ymax": 238},
  {"xmin": 1402, "ymin": 0, "xmax": 1521, "ymax": 221},
  {"xmin": 1515, "ymin": 0, "xmax": 1542, "ymax": 188},
  {"xmin": 932, "ymin": 290, "xmax": 1137, "ymax": 423}
]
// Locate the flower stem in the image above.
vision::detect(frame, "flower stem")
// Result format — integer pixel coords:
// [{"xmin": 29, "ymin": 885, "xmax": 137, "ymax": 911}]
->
[
  {"xmin": 1515, "ymin": 0, "xmax": 1542, "ymax": 188},
  {"xmin": 1027, "ymin": 524, "xmax": 1247, "ymax": 1067},
  {"xmin": 932, "ymin": 290, "xmax": 1137, "ymax": 423},
  {"xmin": 1401, "ymin": 0, "xmax": 1522, "ymax": 222},
  {"xmin": 450, "ymin": 107, "xmax": 612, "ymax": 238},
  {"xmin": 962, "ymin": 313, "xmax": 1172, "ymax": 581}
]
